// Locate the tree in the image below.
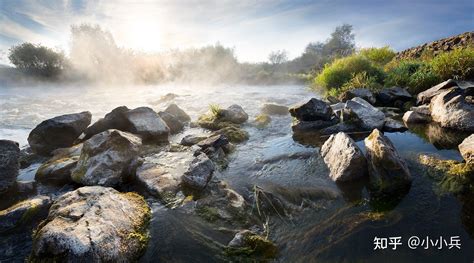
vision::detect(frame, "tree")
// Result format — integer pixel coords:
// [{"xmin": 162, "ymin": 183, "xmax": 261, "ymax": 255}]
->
[
  {"xmin": 8, "ymin": 43, "xmax": 66, "ymax": 77},
  {"xmin": 268, "ymin": 50, "xmax": 288, "ymax": 65},
  {"xmin": 323, "ymin": 24, "xmax": 355, "ymax": 57}
]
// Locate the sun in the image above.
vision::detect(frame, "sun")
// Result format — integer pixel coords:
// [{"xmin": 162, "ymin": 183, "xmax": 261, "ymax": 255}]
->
[{"xmin": 125, "ymin": 19, "xmax": 162, "ymax": 52}]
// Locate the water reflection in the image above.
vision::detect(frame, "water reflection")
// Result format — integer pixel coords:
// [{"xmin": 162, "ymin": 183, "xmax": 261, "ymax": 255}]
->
[{"xmin": 406, "ymin": 122, "xmax": 470, "ymax": 150}]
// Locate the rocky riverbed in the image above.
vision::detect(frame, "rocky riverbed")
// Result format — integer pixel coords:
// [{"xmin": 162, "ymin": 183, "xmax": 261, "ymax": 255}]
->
[{"xmin": 0, "ymin": 83, "xmax": 473, "ymax": 262}]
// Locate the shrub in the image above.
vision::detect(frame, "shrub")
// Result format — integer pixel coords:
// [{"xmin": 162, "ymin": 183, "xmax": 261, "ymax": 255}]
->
[
  {"xmin": 429, "ymin": 47, "xmax": 474, "ymax": 80},
  {"xmin": 407, "ymin": 67, "xmax": 440, "ymax": 94},
  {"xmin": 315, "ymin": 55, "xmax": 384, "ymax": 90},
  {"xmin": 341, "ymin": 71, "xmax": 382, "ymax": 91},
  {"xmin": 359, "ymin": 46, "xmax": 396, "ymax": 66},
  {"xmin": 8, "ymin": 42, "xmax": 67, "ymax": 77},
  {"xmin": 384, "ymin": 60, "xmax": 425, "ymax": 87}
]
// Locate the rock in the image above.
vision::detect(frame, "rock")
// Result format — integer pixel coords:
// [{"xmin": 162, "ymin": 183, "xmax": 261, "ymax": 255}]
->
[
  {"xmin": 135, "ymin": 151, "xmax": 195, "ymax": 199},
  {"xmin": 319, "ymin": 122, "xmax": 360, "ymax": 135},
  {"xmin": 35, "ymin": 144, "xmax": 82, "ymax": 185},
  {"xmin": 182, "ymin": 153, "xmax": 215, "ymax": 190},
  {"xmin": 125, "ymin": 107, "xmax": 169, "ymax": 142},
  {"xmin": 291, "ymin": 118, "xmax": 338, "ymax": 133},
  {"xmin": 326, "ymin": 96, "xmax": 340, "ymax": 104},
  {"xmin": 211, "ymin": 126, "xmax": 249, "ymax": 143},
  {"xmin": 261, "ymin": 104, "xmax": 289, "ymax": 115},
  {"xmin": 158, "ymin": 111, "xmax": 185, "ymax": 134},
  {"xmin": 383, "ymin": 118, "xmax": 407, "ymax": 132},
  {"xmin": 84, "ymin": 106, "xmax": 130, "ymax": 139},
  {"xmin": 19, "ymin": 147, "xmax": 48, "ymax": 169},
  {"xmin": 289, "ymin": 98, "xmax": 333, "ymax": 121},
  {"xmin": 180, "ymin": 135, "xmax": 207, "ymax": 146},
  {"xmin": 0, "ymin": 140, "xmax": 20, "ymax": 194},
  {"xmin": 226, "ymin": 230, "xmax": 277, "ymax": 259},
  {"xmin": 377, "ymin": 87, "xmax": 412, "ymax": 106},
  {"xmin": 254, "ymin": 114, "xmax": 271, "ymax": 128},
  {"xmin": 320, "ymin": 132, "xmax": 367, "ymax": 182},
  {"xmin": 0, "ymin": 195, "xmax": 51, "ymax": 232},
  {"xmin": 16, "ymin": 180, "xmax": 36, "ymax": 195},
  {"xmin": 410, "ymin": 105, "xmax": 431, "ymax": 116},
  {"xmin": 459, "ymin": 134, "xmax": 474, "ymax": 164},
  {"xmin": 164, "ymin": 103, "xmax": 191, "ymax": 123},
  {"xmin": 339, "ymin": 88, "xmax": 376, "ymax": 104},
  {"xmin": 402, "ymin": 111, "xmax": 431, "ymax": 124},
  {"xmin": 220, "ymin": 104, "xmax": 249, "ymax": 124},
  {"xmin": 364, "ymin": 129, "xmax": 411, "ymax": 192},
  {"xmin": 430, "ymin": 87, "xmax": 474, "ymax": 131},
  {"xmin": 417, "ymin": 79, "xmax": 458, "ymax": 105},
  {"xmin": 30, "ymin": 186, "xmax": 150, "ymax": 262},
  {"xmin": 71, "ymin": 130, "xmax": 142, "ymax": 187},
  {"xmin": 197, "ymin": 134, "xmax": 229, "ymax": 151},
  {"xmin": 28, "ymin": 111, "xmax": 92, "ymax": 155},
  {"xmin": 344, "ymin": 97, "xmax": 385, "ymax": 130}
]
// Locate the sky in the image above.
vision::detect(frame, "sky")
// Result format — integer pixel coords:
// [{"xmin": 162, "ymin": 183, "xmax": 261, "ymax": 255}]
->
[{"xmin": 0, "ymin": 0, "xmax": 473, "ymax": 64}]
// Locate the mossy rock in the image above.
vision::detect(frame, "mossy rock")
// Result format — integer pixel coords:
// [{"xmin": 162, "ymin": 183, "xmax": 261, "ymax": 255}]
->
[
  {"xmin": 197, "ymin": 113, "xmax": 238, "ymax": 131},
  {"xmin": 225, "ymin": 231, "xmax": 278, "ymax": 260},
  {"xmin": 212, "ymin": 126, "xmax": 249, "ymax": 143},
  {"xmin": 196, "ymin": 206, "xmax": 220, "ymax": 222},
  {"xmin": 254, "ymin": 114, "xmax": 271, "ymax": 128},
  {"xmin": 419, "ymin": 154, "xmax": 474, "ymax": 194}
]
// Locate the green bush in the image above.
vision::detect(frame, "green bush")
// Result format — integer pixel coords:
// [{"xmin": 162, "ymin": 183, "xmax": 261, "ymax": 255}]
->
[
  {"xmin": 8, "ymin": 42, "xmax": 67, "ymax": 77},
  {"xmin": 384, "ymin": 60, "xmax": 425, "ymax": 87},
  {"xmin": 429, "ymin": 47, "xmax": 474, "ymax": 80},
  {"xmin": 315, "ymin": 55, "xmax": 384, "ymax": 90},
  {"xmin": 359, "ymin": 46, "xmax": 396, "ymax": 66},
  {"xmin": 407, "ymin": 67, "xmax": 440, "ymax": 94}
]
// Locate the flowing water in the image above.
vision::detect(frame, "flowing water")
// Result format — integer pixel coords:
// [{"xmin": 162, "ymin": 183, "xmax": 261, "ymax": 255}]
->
[{"xmin": 0, "ymin": 84, "xmax": 472, "ymax": 262}]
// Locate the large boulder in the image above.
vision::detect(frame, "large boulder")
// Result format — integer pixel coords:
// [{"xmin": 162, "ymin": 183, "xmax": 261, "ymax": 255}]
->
[
  {"xmin": 339, "ymin": 88, "xmax": 376, "ymax": 105},
  {"xmin": 182, "ymin": 153, "xmax": 215, "ymax": 190},
  {"xmin": 430, "ymin": 87, "xmax": 474, "ymax": 131},
  {"xmin": 135, "ymin": 151, "xmax": 195, "ymax": 199},
  {"xmin": 28, "ymin": 111, "xmax": 91, "ymax": 155},
  {"xmin": 320, "ymin": 132, "xmax": 367, "ymax": 182},
  {"xmin": 344, "ymin": 97, "xmax": 385, "ymax": 130},
  {"xmin": 261, "ymin": 104, "xmax": 289, "ymax": 115},
  {"xmin": 459, "ymin": 134, "xmax": 474, "ymax": 164},
  {"xmin": 158, "ymin": 111, "xmax": 185, "ymax": 134},
  {"xmin": 377, "ymin": 87, "xmax": 412, "ymax": 105},
  {"xmin": 417, "ymin": 79, "xmax": 458, "ymax": 105},
  {"xmin": 289, "ymin": 98, "xmax": 333, "ymax": 121},
  {"xmin": 124, "ymin": 107, "xmax": 169, "ymax": 142},
  {"xmin": 364, "ymin": 129, "xmax": 411, "ymax": 192},
  {"xmin": 30, "ymin": 186, "xmax": 150, "ymax": 262},
  {"xmin": 84, "ymin": 106, "xmax": 130, "ymax": 139},
  {"xmin": 36, "ymin": 144, "xmax": 82, "ymax": 185},
  {"xmin": 0, "ymin": 140, "xmax": 20, "ymax": 194},
  {"xmin": 402, "ymin": 111, "xmax": 431, "ymax": 124},
  {"xmin": 164, "ymin": 103, "xmax": 191, "ymax": 123},
  {"xmin": 0, "ymin": 195, "xmax": 51, "ymax": 232},
  {"xmin": 220, "ymin": 104, "xmax": 248, "ymax": 124},
  {"xmin": 71, "ymin": 130, "xmax": 142, "ymax": 187}
]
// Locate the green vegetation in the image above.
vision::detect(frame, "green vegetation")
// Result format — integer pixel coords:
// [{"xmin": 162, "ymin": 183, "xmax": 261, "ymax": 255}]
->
[
  {"xmin": 359, "ymin": 46, "xmax": 396, "ymax": 66},
  {"xmin": 430, "ymin": 47, "xmax": 474, "ymax": 80},
  {"xmin": 8, "ymin": 43, "xmax": 67, "ymax": 78},
  {"xmin": 213, "ymin": 126, "xmax": 249, "ymax": 143},
  {"xmin": 224, "ymin": 231, "xmax": 278, "ymax": 260}
]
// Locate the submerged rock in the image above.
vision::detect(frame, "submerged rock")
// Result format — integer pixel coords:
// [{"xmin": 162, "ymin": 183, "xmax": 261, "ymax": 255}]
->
[
  {"xmin": 125, "ymin": 107, "xmax": 169, "ymax": 142},
  {"xmin": 344, "ymin": 97, "xmax": 385, "ymax": 130},
  {"xmin": 459, "ymin": 134, "xmax": 474, "ymax": 164},
  {"xmin": 158, "ymin": 111, "xmax": 185, "ymax": 134},
  {"xmin": 261, "ymin": 103, "xmax": 289, "ymax": 115},
  {"xmin": 220, "ymin": 104, "xmax": 249, "ymax": 124},
  {"xmin": 28, "ymin": 111, "xmax": 91, "ymax": 155},
  {"xmin": 402, "ymin": 111, "xmax": 431, "ymax": 124},
  {"xmin": 430, "ymin": 87, "xmax": 474, "ymax": 131},
  {"xmin": 0, "ymin": 195, "xmax": 51, "ymax": 232},
  {"xmin": 0, "ymin": 140, "xmax": 20, "ymax": 194},
  {"xmin": 289, "ymin": 98, "xmax": 333, "ymax": 121},
  {"xmin": 321, "ymin": 132, "xmax": 367, "ymax": 182},
  {"xmin": 212, "ymin": 126, "xmax": 249, "ymax": 143},
  {"xmin": 71, "ymin": 130, "xmax": 142, "ymax": 187},
  {"xmin": 182, "ymin": 153, "xmax": 215, "ymax": 190},
  {"xmin": 226, "ymin": 230, "xmax": 278, "ymax": 260},
  {"xmin": 364, "ymin": 129, "xmax": 411, "ymax": 192},
  {"xmin": 30, "ymin": 186, "xmax": 150, "ymax": 262},
  {"xmin": 254, "ymin": 114, "xmax": 271, "ymax": 128},
  {"xmin": 164, "ymin": 103, "xmax": 191, "ymax": 123},
  {"xmin": 339, "ymin": 88, "xmax": 376, "ymax": 104},
  {"xmin": 35, "ymin": 144, "xmax": 82, "ymax": 185},
  {"xmin": 135, "ymin": 151, "xmax": 194, "ymax": 199},
  {"xmin": 417, "ymin": 79, "xmax": 458, "ymax": 105}
]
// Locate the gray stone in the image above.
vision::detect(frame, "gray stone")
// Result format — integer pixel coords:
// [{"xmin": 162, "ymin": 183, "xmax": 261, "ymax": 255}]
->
[
  {"xmin": 261, "ymin": 104, "xmax": 289, "ymax": 115},
  {"xmin": 430, "ymin": 87, "xmax": 474, "ymax": 131},
  {"xmin": 164, "ymin": 103, "xmax": 191, "ymax": 123},
  {"xmin": 291, "ymin": 119, "xmax": 338, "ymax": 133},
  {"xmin": 182, "ymin": 153, "xmax": 215, "ymax": 190},
  {"xmin": 402, "ymin": 111, "xmax": 431, "ymax": 124},
  {"xmin": 180, "ymin": 135, "xmax": 208, "ymax": 146},
  {"xmin": 377, "ymin": 87, "xmax": 412, "ymax": 105},
  {"xmin": 339, "ymin": 88, "xmax": 376, "ymax": 104},
  {"xmin": 197, "ymin": 134, "xmax": 229, "ymax": 150},
  {"xmin": 125, "ymin": 107, "xmax": 169, "ymax": 142},
  {"xmin": 30, "ymin": 186, "xmax": 150, "ymax": 262},
  {"xmin": 459, "ymin": 134, "xmax": 474, "ymax": 164},
  {"xmin": 158, "ymin": 111, "xmax": 185, "ymax": 134},
  {"xmin": 417, "ymin": 79, "xmax": 458, "ymax": 105},
  {"xmin": 71, "ymin": 130, "xmax": 142, "ymax": 187},
  {"xmin": 410, "ymin": 105, "xmax": 431, "ymax": 116},
  {"xmin": 28, "ymin": 111, "xmax": 91, "ymax": 155},
  {"xmin": 0, "ymin": 140, "xmax": 20, "ymax": 194},
  {"xmin": 35, "ymin": 144, "xmax": 83, "ymax": 185},
  {"xmin": 321, "ymin": 132, "xmax": 367, "ymax": 182},
  {"xmin": 383, "ymin": 118, "xmax": 407, "ymax": 132},
  {"xmin": 0, "ymin": 195, "xmax": 51, "ymax": 232},
  {"xmin": 84, "ymin": 106, "xmax": 130, "ymax": 140},
  {"xmin": 364, "ymin": 129, "xmax": 411, "ymax": 192},
  {"xmin": 220, "ymin": 104, "xmax": 249, "ymax": 124},
  {"xmin": 344, "ymin": 97, "xmax": 385, "ymax": 130},
  {"xmin": 289, "ymin": 98, "xmax": 333, "ymax": 121}
]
